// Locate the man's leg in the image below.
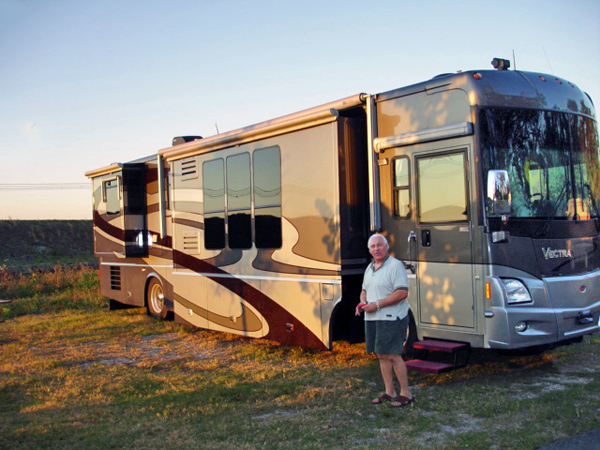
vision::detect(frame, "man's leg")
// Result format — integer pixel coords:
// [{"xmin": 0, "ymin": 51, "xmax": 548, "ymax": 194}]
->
[
  {"xmin": 378, "ymin": 354, "xmax": 398, "ymax": 397},
  {"xmin": 390, "ymin": 354, "xmax": 412, "ymax": 399}
]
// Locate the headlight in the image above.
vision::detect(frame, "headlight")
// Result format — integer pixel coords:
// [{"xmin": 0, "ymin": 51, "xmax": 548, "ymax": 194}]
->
[{"xmin": 502, "ymin": 279, "xmax": 532, "ymax": 304}]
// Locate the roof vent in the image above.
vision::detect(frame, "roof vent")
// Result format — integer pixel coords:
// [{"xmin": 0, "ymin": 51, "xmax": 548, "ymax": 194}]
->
[
  {"xmin": 491, "ymin": 58, "xmax": 510, "ymax": 71},
  {"xmin": 172, "ymin": 136, "xmax": 203, "ymax": 146}
]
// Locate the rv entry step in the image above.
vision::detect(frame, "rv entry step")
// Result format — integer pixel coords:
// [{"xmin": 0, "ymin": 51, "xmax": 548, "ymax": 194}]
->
[{"xmin": 406, "ymin": 339, "xmax": 471, "ymax": 374}]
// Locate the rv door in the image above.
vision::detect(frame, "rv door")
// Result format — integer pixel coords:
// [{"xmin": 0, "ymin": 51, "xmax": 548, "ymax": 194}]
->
[
  {"xmin": 121, "ymin": 163, "xmax": 149, "ymax": 257},
  {"xmin": 414, "ymin": 149, "xmax": 474, "ymax": 328},
  {"xmin": 385, "ymin": 146, "xmax": 476, "ymax": 331}
]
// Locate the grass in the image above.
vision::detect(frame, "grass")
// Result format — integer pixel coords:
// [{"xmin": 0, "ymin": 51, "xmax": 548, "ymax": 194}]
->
[
  {"xmin": 0, "ymin": 266, "xmax": 599, "ymax": 449},
  {"xmin": 0, "ymin": 264, "xmax": 101, "ymax": 319}
]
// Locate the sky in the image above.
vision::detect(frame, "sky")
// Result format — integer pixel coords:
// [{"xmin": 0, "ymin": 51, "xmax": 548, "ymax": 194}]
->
[{"xmin": 1, "ymin": 0, "xmax": 599, "ymax": 220}]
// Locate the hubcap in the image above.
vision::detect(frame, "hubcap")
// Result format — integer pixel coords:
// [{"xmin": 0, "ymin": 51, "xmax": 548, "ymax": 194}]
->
[{"xmin": 151, "ymin": 284, "xmax": 164, "ymax": 312}]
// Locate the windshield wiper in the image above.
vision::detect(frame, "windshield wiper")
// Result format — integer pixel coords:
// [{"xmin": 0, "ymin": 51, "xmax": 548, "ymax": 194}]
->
[{"xmin": 535, "ymin": 181, "xmax": 569, "ymax": 237}]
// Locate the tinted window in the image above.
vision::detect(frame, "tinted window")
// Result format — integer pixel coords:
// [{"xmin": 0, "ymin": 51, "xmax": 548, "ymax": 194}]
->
[
  {"xmin": 227, "ymin": 153, "xmax": 252, "ymax": 249},
  {"xmin": 203, "ymin": 159, "xmax": 225, "ymax": 249},
  {"xmin": 480, "ymin": 108, "xmax": 600, "ymax": 219},
  {"xmin": 253, "ymin": 147, "xmax": 282, "ymax": 248}
]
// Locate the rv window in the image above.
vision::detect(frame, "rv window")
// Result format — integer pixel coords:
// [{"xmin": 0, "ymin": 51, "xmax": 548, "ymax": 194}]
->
[
  {"xmin": 417, "ymin": 152, "xmax": 468, "ymax": 223},
  {"xmin": 104, "ymin": 178, "xmax": 120, "ymax": 215},
  {"xmin": 393, "ymin": 157, "xmax": 411, "ymax": 218},
  {"xmin": 227, "ymin": 153, "xmax": 252, "ymax": 249},
  {"xmin": 203, "ymin": 159, "xmax": 226, "ymax": 249},
  {"xmin": 253, "ymin": 147, "xmax": 282, "ymax": 249}
]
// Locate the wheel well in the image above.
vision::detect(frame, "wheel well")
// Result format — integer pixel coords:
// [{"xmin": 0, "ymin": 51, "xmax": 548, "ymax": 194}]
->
[
  {"xmin": 330, "ymin": 275, "xmax": 367, "ymax": 345},
  {"xmin": 330, "ymin": 299, "xmax": 365, "ymax": 345}
]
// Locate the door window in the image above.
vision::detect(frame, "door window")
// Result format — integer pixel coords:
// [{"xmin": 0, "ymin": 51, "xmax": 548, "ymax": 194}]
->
[
  {"xmin": 104, "ymin": 178, "xmax": 120, "ymax": 215},
  {"xmin": 417, "ymin": 152, "xmax": 468, "ymax": 223}
]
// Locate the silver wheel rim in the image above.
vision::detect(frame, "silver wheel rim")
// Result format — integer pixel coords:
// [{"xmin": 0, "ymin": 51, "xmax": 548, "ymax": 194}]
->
[{"xmin": 150, "ymin": 282, "xmax": 164, "ymax": 313}]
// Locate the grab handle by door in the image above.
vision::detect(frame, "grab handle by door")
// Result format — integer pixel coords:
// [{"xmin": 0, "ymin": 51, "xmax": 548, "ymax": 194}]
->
[
  {"xmin": 421, "ymin": 230, "xmax": 431, "ymax": 247},
  {"xmin": 406, "ymin": 231, "xmax": 417, "ymax": 274}
]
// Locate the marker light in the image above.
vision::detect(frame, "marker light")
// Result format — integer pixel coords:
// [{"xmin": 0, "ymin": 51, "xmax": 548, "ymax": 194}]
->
[
  {"xmin": 485, "ymin": 282, "xmax": 491, "ymax": 299},
  {"xmin": 502, "ymin": 279, "xmax": 532, "ymax": 304}
]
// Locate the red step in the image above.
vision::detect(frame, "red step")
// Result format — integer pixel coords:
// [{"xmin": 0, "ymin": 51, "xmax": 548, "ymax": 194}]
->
[
  {"xmin": 413, "ymin": 339, "xmax": 469, "ymax": 353},
  {"xmin": 405, "ymin": 359, "xmax": 454, "ymax": 374}
]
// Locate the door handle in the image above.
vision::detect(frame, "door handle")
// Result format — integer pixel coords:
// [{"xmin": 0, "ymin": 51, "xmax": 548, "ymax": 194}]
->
[
  {"xmin": 406, "ymin": 230, "xmax": 417, "ymax": 262},
  {"xmin": 421, "ymin": 230, "xmax": 431, "ymax": 247}
]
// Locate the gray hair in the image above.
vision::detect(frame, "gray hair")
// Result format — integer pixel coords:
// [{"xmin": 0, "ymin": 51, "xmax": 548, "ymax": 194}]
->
[{"xmin": 367, "ymin": 233, "xmax": 389, "ymax": 248}]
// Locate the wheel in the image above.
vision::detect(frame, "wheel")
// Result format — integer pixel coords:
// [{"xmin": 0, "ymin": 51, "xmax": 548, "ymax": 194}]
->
[
  {"xmin": 146, "ymin": 277, "xmax": 168, "ymax": 319},
  {"xmin": 402, "ymin": 309, "xmax": 418, "ymax": 359}
]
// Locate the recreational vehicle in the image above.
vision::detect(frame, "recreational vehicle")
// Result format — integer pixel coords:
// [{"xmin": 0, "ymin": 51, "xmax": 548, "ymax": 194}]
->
[{"xmin": 86, "ymin": 58, "xmax": 600, "ymax": 352}]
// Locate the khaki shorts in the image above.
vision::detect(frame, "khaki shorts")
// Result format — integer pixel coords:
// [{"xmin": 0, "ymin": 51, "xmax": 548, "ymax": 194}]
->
[{"xmin": 365, "ymin": 316, "xmax": 408, "ymax": 355}]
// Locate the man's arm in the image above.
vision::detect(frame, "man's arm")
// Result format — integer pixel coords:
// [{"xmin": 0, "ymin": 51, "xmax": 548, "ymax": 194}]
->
[
  {"xmin": 378, "ymin": 288, "xmax": 407, "ymax": 309},
  {"xmin": 361, "ymin": 288, "xmax": 407, "ymax": 313},
  {"xmin": 355, "ymin": 290, "xmax": 368, "ymax": 316}
]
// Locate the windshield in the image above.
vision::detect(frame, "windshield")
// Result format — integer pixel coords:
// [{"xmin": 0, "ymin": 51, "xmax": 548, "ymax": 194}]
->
[{"xmin": 480, "ymin": 108, "xmax": 600, "ymax": 219}]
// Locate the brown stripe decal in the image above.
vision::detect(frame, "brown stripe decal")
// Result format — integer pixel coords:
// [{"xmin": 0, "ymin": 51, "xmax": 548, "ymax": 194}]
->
[
  {"xmin": 174, "ymin": 250, "xmax": 326, "ymax": 349},
  {"xmin": 175, "ymin": 293, "xmax": 262, "ymax": 332},
  {"xmin": 94, "ymin": 211, "xmax": 125, "ymax": 241},
  {"xmin": 252, "ymin": 249, "xmax": 339, "ymax": 277}
]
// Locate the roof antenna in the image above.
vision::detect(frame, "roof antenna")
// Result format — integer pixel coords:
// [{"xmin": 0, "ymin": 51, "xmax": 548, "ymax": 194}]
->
[
  {"xmin": 542, "ymin": 46, "xmax": 554, "ymax": 75},
  {"xmin": 512, "ymin": 50, "xmax": 517, "ymax": 70},
  {"xmin": 215, "ymin": 123, "xmax": 220, "ymax": 134}
]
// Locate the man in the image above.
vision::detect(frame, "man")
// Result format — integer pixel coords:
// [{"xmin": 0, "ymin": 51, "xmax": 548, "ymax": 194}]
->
[{"xmin": 356, "ymin": 233, "xmax": 414, "ymax": 407}]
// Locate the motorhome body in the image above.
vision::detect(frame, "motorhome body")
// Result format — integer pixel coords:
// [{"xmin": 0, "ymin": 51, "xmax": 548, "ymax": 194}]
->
[{"xmin": 86, "ymin": 60, "xmax": 600, "ymax": 350}]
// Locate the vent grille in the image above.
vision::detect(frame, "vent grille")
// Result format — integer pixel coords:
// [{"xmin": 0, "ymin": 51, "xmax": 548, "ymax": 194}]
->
[
  {"xmin": 110, "ymin": 266, "xmax": 121, "ymax": 290},
  {"xmin": 182, "ymin": 231, "xmax": 200, "ymax": 254},
  {"xmin": 180, "ymin": 157, "xmax": 198, "ymax": 181}
]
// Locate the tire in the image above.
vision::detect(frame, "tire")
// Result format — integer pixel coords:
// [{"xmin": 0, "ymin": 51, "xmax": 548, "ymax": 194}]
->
[
  {"xmin": 402, "ymin": 309, "xmax": 418, "ymax": 359},
  {"xmin": 146, "ymin": 277, "xmax": 168, "ymax": 320}
]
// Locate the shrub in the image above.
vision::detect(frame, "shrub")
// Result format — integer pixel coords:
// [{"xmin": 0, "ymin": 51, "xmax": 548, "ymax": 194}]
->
[{"xmin": 0, "ymin": 265, "xmax": 105, "ymax": 320}]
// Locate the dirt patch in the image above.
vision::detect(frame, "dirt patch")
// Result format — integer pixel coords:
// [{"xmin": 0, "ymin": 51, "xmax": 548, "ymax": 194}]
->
[{"xmin": 74, "ymin": 333, "xmax": 237, "ymax": 369}]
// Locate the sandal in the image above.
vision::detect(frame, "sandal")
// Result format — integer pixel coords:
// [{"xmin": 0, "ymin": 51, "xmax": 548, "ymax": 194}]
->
[
  {"xmin": 391, "ymin": 395, "xmax": 415, "ymax": 408},
  {"xmin": 371, "ymin": 393, "xmax": 395, "ymax": 404}
]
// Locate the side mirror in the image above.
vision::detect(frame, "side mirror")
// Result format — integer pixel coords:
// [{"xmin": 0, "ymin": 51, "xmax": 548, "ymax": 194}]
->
[{"xmin": 487, "ymin": 170, "xmax": 512, "ymax": 216}]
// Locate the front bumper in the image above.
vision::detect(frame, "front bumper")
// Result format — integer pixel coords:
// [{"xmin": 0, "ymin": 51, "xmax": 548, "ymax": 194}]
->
[{"xmin": 486, "ymin": 270, "xmax": 600, "ymax": 349}]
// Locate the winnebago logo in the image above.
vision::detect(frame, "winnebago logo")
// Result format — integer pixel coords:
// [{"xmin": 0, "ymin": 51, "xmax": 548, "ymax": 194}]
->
[{"xmin": 541, "ymin": 247, "xmax": 572, "ymax": 259}]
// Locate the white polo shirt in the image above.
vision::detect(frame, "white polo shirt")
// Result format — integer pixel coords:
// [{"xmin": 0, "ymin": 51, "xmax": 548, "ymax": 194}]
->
[{"xmin": 361, "ymin": 255, "xmax": 409, "ymax": 321}]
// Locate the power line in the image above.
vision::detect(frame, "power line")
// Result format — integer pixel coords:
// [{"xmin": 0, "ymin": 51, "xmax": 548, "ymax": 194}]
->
[{"xmin": 0, "ymin": 183, "xmax": 90, "ymax": 190}]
